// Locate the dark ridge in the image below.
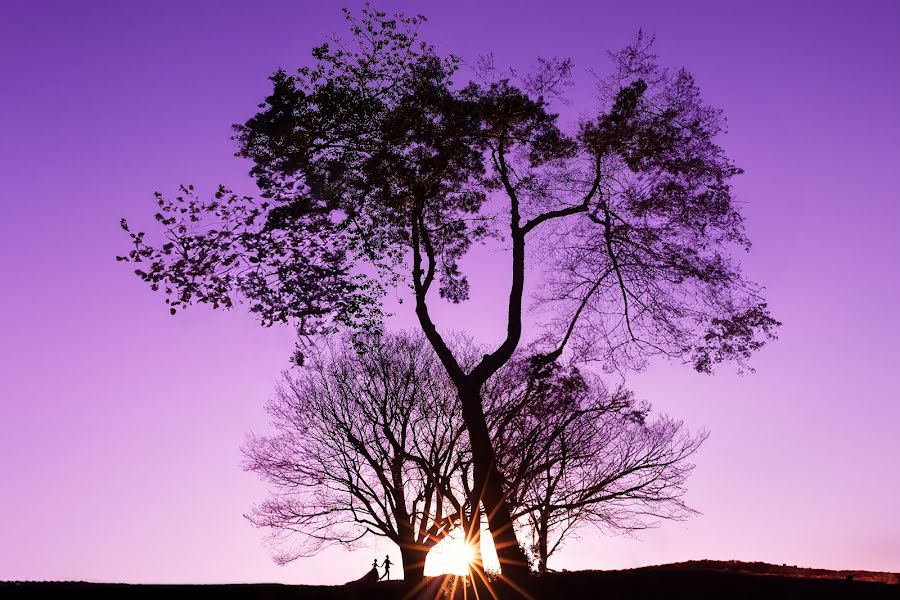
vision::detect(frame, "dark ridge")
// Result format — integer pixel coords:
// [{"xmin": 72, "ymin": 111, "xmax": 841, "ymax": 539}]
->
[
  {"xmin": 629, "ymin": 559, "xmax": 900, "ymax": 584},
  {"xmin": 3, "ymin": 563, "xmax": 898, "ymax": 599}
]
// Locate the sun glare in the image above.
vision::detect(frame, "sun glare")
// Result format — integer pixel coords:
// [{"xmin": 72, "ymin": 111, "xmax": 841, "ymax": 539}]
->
[
  {"xmin": 425, "ymin": 534, "xmax": 474, "ymax": 576},
  {"xmin": 424, "ymin": 528, "xmax": 498, "ymax": 576}
]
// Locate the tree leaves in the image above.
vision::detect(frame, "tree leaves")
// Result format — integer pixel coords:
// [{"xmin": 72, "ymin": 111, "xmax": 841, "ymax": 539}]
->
[{"xmin": 119, "ymin": 8, "xmax": 778, "ymax": 373}]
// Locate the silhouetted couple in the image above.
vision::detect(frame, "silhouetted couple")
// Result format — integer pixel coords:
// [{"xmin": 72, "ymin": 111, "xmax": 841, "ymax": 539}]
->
[{"xmin": 372, "ymin": 555, "xmax": 393, "ymax": 580}]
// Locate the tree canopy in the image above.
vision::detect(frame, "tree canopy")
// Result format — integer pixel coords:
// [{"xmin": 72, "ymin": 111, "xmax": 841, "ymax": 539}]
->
[
  {"xmin": 120, "ymin": 9, "xmax": 777, "ymax": 374},
  {"xmin": 244, "ymin": 332, "xmax": 704, "ymax": 579},
  {"xmin": 120, "ymin": 5, "xmax": 778, "ymax": 580}
]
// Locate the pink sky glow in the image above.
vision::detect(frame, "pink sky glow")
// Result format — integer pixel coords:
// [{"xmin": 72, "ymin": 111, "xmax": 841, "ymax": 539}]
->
[{"xmin": 1, "ymin": 0, "xmax": 898, "ymax": 585}]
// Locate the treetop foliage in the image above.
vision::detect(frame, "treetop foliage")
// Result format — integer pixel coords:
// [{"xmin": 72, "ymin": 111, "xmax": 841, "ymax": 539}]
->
[{"xmin": 120, "ymin": 5, "xmax": 778, "ymax": 373}]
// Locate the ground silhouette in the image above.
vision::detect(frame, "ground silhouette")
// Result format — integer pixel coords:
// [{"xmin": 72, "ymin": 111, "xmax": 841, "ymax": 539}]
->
[{"xmin": 4, "ymin": 561, "xmax": 897, "ymax": 599}]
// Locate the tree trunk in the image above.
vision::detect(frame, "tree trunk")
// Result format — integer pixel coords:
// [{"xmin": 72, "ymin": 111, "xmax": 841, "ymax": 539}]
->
[
  {"xmin": 399, "ymin": 541, "xmax": 430, "ymax": 583},
  {"xmin": 537, "ymin": 512, "xmax": 549, "ymax": 575},
  {"xmin": 466, "ymin": 504, "xmax": 484, "ymax": 572},
  {"xmin": 463, "ymin": 503, "xmax": 487, "ymax": 587},
  {"xmin": 459, "ymin": 386, "xmax": 531, "ymax": 584}
]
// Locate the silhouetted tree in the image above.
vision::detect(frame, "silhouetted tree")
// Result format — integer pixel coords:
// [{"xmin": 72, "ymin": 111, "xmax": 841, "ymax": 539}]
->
[
  {"xmin": 486, "ymin": 358, "xmax": 705, "ymax": 573},
  {"xmin": 120, "ymin": 6, "xmax": 778, "ymax": 580},
  {"xmin": 243, "ymin": 333, "xmax": 473, "ymax": 583},
  {"xmin": 245, "ymin": 332, "xmax": 704, "ymax": 581}
]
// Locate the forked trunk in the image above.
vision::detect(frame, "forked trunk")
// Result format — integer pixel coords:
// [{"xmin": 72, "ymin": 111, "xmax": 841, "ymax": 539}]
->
[{"xmin": 459, "ymin": 387, "xmax": 531, "ymax": 585}]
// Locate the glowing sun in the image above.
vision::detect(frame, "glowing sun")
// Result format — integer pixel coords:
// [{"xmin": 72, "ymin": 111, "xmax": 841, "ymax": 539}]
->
[{"xmin": 424, "ymin": 527, "xmax": 499, "ymax": 576}]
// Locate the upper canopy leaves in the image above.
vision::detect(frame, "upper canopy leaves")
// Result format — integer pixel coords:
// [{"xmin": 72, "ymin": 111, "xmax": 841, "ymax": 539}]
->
[{"xmin": 120, "ymin": 8, "xmax": 777, "ymax": 373}]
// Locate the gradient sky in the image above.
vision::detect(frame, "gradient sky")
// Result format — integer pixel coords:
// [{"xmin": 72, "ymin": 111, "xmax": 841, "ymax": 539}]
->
[{"xmin": 1, "ymin": 0, "xmax": 898, "ymax": 585}]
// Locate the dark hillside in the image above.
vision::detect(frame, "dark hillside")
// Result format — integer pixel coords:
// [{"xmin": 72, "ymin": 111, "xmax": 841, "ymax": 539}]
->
[
  {"xmin": 3, "ymin": 562, "xmax": 898, "ymax": 599},
  {"xmin": 636, "ymin": 559, "xmax": 900, "ymax": 584}
]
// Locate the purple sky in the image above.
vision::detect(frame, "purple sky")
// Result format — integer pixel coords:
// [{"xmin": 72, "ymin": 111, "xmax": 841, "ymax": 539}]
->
[{"xmin": 1, "ymin": 0, "xmax": 899, "ymax": 585}]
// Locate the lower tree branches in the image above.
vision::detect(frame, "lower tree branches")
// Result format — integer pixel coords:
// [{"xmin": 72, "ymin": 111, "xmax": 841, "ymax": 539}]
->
[{"xmin": 244, "ymin": 332, "xmax": 705, "ymax": 579}]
